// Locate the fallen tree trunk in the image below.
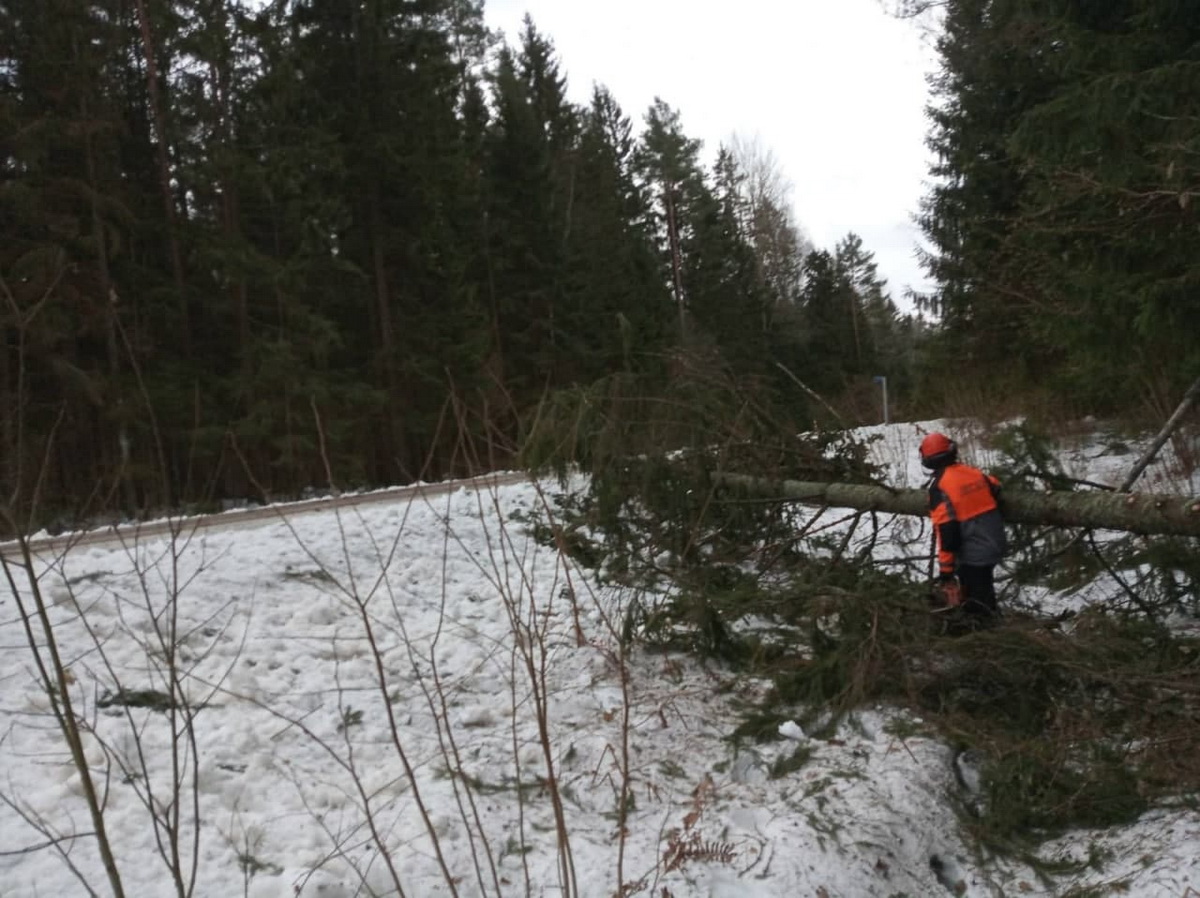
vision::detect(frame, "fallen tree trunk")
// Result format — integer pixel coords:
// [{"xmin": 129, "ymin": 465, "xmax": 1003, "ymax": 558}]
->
[{"xmin": 712, "ymin": 472, "xmax": 1200, "ymax": 539}]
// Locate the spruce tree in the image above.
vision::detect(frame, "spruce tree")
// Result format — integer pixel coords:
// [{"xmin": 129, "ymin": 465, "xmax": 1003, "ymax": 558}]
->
[
  {"xmin": 0, "ymin": 0, "xmax": 137, "ymax": 512},
  {"xmin": 483, "ymin": 23, "xmax": 579, "ymax": 404},
  {"xmin": 559, "ymin": 86, "xmax": 674, "ymax": 381},
  {"xmin": 918, "ymin": 0, "xmax": 1200, "ymax": 407}
]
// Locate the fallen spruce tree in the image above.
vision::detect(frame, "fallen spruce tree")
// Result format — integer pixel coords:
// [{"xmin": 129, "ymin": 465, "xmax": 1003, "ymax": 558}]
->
[{"xmin": 711, "ymin": 472, "xmax": 1200, "ymax": 538}]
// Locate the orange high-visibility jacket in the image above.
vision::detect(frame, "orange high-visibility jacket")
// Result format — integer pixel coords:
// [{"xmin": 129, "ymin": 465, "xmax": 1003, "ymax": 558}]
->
[{"xmin": 927, "ymin": 463, "xmax": 1006, "ymax": 575}]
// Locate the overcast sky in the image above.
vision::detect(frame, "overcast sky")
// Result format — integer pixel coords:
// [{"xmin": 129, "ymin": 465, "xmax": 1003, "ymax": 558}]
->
[{"xmin": 484, "ymin": 0, "xmax": 938, "ymax": 307}]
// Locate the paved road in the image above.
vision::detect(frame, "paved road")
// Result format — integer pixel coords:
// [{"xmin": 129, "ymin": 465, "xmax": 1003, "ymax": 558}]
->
[{"xmin": 0, "ymin": 470, "xmax": 530, "ymax": 560}]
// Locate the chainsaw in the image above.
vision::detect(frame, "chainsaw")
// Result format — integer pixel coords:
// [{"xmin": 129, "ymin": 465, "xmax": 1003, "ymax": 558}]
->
[{"xmin": 930, "ymin": 576, "xmax": 964, "ymax": 612}]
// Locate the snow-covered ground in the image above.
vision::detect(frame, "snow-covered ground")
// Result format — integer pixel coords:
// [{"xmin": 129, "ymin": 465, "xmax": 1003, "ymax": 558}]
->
[{"xmin": 1, "ymin": 419, "xmax": 1197, "ymax": 897}]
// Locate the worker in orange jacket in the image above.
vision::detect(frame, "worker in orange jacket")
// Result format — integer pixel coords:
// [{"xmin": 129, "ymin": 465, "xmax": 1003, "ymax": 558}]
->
[{"xmin": 920, "ymin": 432, "xmax": 1007, "ymax": 618}]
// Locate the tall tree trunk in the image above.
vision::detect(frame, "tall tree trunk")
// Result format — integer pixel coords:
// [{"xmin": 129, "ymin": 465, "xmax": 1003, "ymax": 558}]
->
[
  {"xmin": 132, "ymin": 0, "xmax": 190, "ymax": 355},
  {"xmin": 0, "ymin": 288, "xmax": 15, "ymax": 502},
  {"xmin": 75, "ymin": 4, "xmax": 123, "ymax": 499},
  {"xmin": 82, "ymin": 93, "xmax": 134, "ymax": 514},
  {"xmin": 369, "ymin": 193, "xmax": 401, "ymax": 476},
  {"xmin": 712, "ymin": 472, "xmax": 1200, "ymax": 538},
  {"xmin": 847, "ymin": 287, "xmax": 863, "ymax": 366},
  {"xmin": 217, "ymin": 99, "xmax": 251, "ymax": 378},
  {"xmin": 663, "ymin": 186, "xmax": 686, "ymax": 336},
  {"xmin": 369, "ymin": 199, "xmax": 395, "ymax": 376},
  {"xmin": 205, "ymin": 0, "xmax": 250, "ymax": 380}
]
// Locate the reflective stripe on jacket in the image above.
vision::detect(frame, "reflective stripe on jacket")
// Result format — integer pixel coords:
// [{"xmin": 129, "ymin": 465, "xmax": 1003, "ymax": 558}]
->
[{"xmin": 928, "ymin": 463, "xmax": 1006, "ymax": 573}]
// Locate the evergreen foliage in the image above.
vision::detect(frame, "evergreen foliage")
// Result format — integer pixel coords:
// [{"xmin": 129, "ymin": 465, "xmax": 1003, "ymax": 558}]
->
[
  {"xmin": 526, "ymin": 414, "xmax": 1200, "ymax": 858},
  {"xmin": 918, "ymin": 0, "xmax": 1200, "ymax": 410},
  {"xmin": 1, "ymin": 1, "xmax": 914, "ymax": 530}
]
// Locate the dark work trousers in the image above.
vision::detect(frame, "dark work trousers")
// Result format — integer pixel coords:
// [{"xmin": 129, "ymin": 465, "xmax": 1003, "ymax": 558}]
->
[{"xmin": 957, "ymin": 564, "xmax": 998, "ymax": 617}]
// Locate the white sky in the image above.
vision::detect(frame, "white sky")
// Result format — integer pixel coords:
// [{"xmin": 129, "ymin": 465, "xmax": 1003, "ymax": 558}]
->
[{"xmin": 485, "ymin": 0, "xmax": 938, "ymax": 306}]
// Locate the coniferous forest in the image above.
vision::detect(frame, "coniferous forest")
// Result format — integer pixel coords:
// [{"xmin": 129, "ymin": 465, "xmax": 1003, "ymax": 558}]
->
[
  {"xmin": 914, "ymin": 0, "xmax": 1200, "ymax": 407},
  {"xmin": 3, "ymin": 0, "xmax": 1198, "ymax": 528}
]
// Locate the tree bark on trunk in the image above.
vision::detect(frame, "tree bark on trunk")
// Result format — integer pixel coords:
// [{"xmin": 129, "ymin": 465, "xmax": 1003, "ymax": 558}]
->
[
  {"xmin": 82, "ymin": 92, "xmax": 134, "ymax": 514},
  {"xmin": 663, "ymin": 186, "xmax": 686, "ymax": 337},
  {"xmin": 133, "ymin": 0, "xmax": 189, "ymax": 356},
  {"xmin": 0, "ymin": 279, "xmax": 18, "ymax": 504},
  {"xmin": 205, "ymin": 0, "xmax": 249, "ymax": 380},
  {"xmin": 711, "ymin": 472, "xmax": 1200, "ymax": 538}
]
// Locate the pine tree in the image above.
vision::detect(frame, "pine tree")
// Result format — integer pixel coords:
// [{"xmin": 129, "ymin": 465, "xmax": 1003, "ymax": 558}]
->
[
  {"xmin": 632, "ymin": 102, "xmax": 763, "ymax": 367},
  {"xmin": 634, "ymin": 98, "xmax": 708, "ymax": 336}
]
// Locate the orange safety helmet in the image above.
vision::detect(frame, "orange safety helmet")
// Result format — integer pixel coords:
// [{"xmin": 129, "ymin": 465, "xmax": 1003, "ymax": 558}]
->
[{"xmin": 919, "ymin": 432, "xmax": 958, "ymax": 469}]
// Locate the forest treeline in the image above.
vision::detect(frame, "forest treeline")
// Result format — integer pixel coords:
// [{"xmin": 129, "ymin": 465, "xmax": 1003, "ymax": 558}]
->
[
  {"xmin": 2, "ymin": 0, "xmax": 1197, "ymax": 527},
  {"xmin": 2, "ymin": 0, "xmax": 916, "ymax": 525}
]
